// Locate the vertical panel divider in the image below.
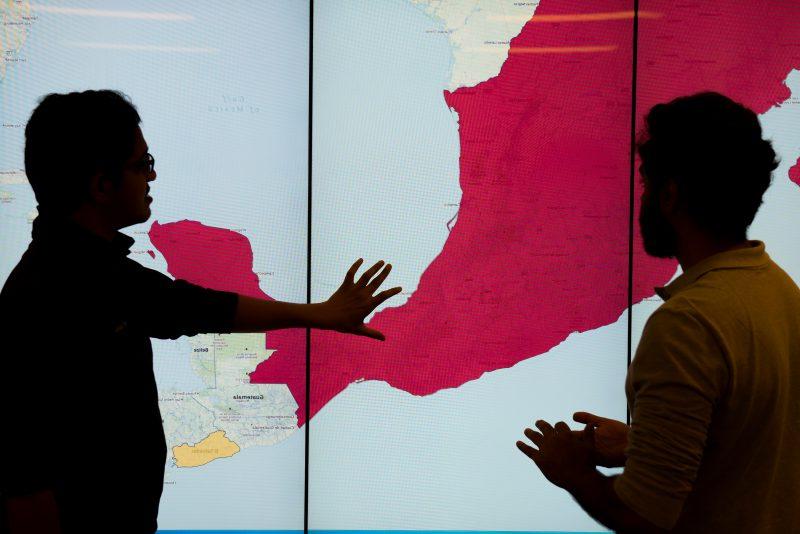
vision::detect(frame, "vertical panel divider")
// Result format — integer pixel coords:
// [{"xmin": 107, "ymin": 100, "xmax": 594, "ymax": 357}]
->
[
  {"xmin": 627, "ymin": 0, "xmax": 640, "ymax": 426},
  {"xmin": 305, "ymin": 1, "xmax": 314, "ymax": 532}
]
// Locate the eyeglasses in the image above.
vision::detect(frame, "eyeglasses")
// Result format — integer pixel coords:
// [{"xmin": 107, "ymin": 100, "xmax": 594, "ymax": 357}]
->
[{"xmin": 128, "ymin": 152, "xmax": 155, "ymax": 174}]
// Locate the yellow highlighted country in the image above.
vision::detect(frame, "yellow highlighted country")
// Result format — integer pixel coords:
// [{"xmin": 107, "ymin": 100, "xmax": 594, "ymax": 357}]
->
[{"xmin": 172, "ymin": 430, "xmax": 240, "ymax": 468}]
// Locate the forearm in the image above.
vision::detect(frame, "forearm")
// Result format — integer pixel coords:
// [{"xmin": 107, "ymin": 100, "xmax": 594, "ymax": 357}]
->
[
  {"xmin": 568, "ymin": 472, "xmax": 664, "ymax": 534},
  {"xmin": 231, "ymin": 295, "xmax": 326, "ymax": 332}
]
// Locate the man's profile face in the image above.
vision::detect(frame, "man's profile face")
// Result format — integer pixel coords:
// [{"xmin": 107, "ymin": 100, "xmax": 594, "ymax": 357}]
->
[
  {"xmin": 105, "ymin": 127, "xmax": 156, "ymax": 229},
  {"xmin": 639, "ymin": 163, "xmax": 678, "ymax": 259}
]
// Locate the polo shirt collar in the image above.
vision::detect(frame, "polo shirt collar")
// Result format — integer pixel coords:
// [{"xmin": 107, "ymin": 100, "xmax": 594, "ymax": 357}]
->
[
  {"xmin": 32, "ymin": 209, "xmax": 135, "ymax": 257},
  {"xmin": 655, "ymin": 241, "xmax": 769, "ymax": 300}
]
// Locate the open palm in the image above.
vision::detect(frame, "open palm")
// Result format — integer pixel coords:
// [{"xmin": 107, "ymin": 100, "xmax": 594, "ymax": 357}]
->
[{"xmin": 323, "ymin": 258, "xmax": 403, "ymax": 340}]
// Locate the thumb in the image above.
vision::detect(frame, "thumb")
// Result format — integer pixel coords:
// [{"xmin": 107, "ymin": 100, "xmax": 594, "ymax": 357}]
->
[{"xmin": 355, "ymin": 324, "xmax": 386, "ymax": 341}]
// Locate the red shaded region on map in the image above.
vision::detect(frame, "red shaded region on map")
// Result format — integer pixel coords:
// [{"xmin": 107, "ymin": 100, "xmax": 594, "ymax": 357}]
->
[
  {"xmin": 149, "ymin": 221, "xmax": 307, "ymax": 425},
  {"xmin": 790, "ymin": 158, "xmax": 800, "ymax": 187},
  {"xmin": 299, "ymin": 0, "xmax": 800, "ymax": 421},
  {"xmin": 302, "ymin": 0, "xmax": 648, "ymax": 421}
]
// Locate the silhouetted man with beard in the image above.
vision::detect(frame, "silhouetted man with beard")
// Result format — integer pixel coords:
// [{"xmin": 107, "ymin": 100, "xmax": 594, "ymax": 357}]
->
[
  {"xmin": 517, "ymin": 92, "xmax": 800, "ymax": 533},
  {"xmin": 0, "ymin": 90, "xmax": 401, "ymax": 533}
]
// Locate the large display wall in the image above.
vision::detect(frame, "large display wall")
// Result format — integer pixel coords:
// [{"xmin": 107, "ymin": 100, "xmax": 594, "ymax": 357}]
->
[{"xmin": 1, "ymin": 1, "xmax": 799, "ymax": 532}]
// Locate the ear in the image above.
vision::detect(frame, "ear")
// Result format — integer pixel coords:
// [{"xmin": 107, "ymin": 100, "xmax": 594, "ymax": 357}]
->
[{"xmin": 88, "ymin": 172, "xmax": 112, "ymax": 205}]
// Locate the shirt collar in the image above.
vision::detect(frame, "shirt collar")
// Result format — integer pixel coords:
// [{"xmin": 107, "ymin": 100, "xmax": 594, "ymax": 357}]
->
[
  {"xmin": 31, "ymin": 209, "xmax": 135, "ymax": 257},
  {"xmin": 655, "ymin": 241, "xmax": 769, "ymax": 300}
]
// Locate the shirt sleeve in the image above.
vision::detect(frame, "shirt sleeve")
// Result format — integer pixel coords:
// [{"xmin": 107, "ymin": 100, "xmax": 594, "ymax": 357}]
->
[
  {"xmin": 126, "ymin": 260, "xmax": 239, "ymax": 339},
  {"xmin": 614, "ymin": 302, "xmax": 729, "ymax": 530}
]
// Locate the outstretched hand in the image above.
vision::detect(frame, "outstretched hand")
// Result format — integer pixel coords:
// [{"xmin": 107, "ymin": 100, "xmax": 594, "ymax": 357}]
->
[{"xmin": 320, "ymin": 259, "xmax": 402, "ymax": 340}]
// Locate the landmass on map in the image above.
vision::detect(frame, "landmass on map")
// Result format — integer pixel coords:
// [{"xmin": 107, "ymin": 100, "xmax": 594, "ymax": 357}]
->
[
  {"xmin": 150, "ymin": 222, "xmax": 302, "ymax": 462},
  {"xmin": 411, "ymin": 0, "xmax": 541, "ymax": 90},
  {"xmin": 1, "ymin": 0, "xmax": 34, "ymax": 80},
  {"xmin": 147, "ymin": 1, "xmax": 800, "ymax": 430},
  {"xmin": 157, "ymin": 330, "xmax": 298, "ymax": 468}
]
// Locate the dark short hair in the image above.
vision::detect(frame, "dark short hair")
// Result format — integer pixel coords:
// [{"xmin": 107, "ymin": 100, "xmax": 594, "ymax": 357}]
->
[
  {"xmin": 24, "ymin": 89, "xmax": 141, "ymax": 214},
  {"xmin": 638, "ymin": 92, "xmax": 779, "ymax": 240}
]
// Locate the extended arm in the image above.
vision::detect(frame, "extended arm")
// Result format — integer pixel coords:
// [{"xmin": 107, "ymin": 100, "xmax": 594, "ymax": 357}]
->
[
  {"xmin": 231, "ymin": 259, "xmax": 402, "ymax": 339},
  {"xmin": 232, "ymin": 296, "xmax": 325, "ymax": 332}
]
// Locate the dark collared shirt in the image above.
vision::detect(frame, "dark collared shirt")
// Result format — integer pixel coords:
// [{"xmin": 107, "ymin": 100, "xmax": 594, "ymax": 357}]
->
[{"xmin": 0, "ymin": 213, "xmax": 238, "ymax": 533}]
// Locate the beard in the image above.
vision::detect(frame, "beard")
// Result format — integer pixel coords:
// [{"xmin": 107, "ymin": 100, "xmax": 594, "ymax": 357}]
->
[{"xmin": 639, "ymin": 196, "xmax": 678, "ymax": 258}]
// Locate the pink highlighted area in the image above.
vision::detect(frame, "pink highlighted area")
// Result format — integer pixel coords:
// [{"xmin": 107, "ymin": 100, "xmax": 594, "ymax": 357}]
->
[
  {"xmin": 308, "ymin": 0, "xmax": 663, "ymax": 422},
  {"xmin": 790, "ymin": 158, "xmax": 800, "ymax": 187},
  {"xmin": 148, "ymin": 1, "xmax": 800, "ymax": 426}
]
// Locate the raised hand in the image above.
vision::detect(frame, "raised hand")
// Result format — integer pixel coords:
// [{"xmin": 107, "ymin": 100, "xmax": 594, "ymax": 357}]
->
[
  {"xmin": 319, "ymin": 259, "xmax": 403, "ymax": 340},
  {"xmin": 573, "ymin": 411, "xmax": 630, "ymax": 468}
]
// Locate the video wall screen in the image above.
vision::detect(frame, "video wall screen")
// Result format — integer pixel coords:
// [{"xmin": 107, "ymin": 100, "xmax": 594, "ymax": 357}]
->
[
  {"xmin": 310, "ymin": 1, "xmax": 631, "ymax": 531},
  {"xmin": 1, "ymin": 1, "xmax": 309, "ymax": 530}
]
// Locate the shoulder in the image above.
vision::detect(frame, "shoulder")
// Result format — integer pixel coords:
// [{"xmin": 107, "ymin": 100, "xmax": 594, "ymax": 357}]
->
[
  {"xmin": 634, "ymin": 294, "xmax": 730, "ymax": 398},
  {"xmin": 118, "ymin": 255, "xmax": 174, "ymax": 287},
  {"xmin": 1, "ymin": 248, "xmax": 51, "ymax": 302},
  {"xmin": 643, "ymin": 292, "xmax": 718, "ymax": 339},
  {"xmin": 652, "ymin": 272, "xmax": 744, "ymax": 338}
]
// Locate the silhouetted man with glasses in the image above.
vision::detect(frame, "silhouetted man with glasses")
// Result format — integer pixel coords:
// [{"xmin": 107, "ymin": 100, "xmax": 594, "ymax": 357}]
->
[{"xmin": 0, "ymin": 90, "xmax": 401, "ymax": 534}]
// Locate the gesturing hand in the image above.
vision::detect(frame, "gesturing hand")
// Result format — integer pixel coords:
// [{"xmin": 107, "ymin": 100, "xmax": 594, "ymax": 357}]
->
[
  {"xmin": 516, "ymin": 420, "xmax": 597, "ymax": 491},
  {"xmin": 321, "ymin": 259, "xmax": 402, "ymax": 340},
  {"xmin": 573, "ymin": 411, "xmax": 630, "ymax": 468}
]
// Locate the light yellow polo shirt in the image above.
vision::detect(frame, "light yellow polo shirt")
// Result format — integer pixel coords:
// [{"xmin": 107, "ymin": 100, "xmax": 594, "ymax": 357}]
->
[{"xmin": 614, "ymin": 242, "xmax": 800, "ymax": 532}]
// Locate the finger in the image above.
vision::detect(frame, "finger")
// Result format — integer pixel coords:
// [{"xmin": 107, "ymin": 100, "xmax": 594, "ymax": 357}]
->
[
  {"xmin": 356, "ymin": 260, "xmax": 385, "ymax": 287},
  {"xmin": 554, "ymin": 421, "xmax": 571, "ymax": 434},
  {"xmin": 354, "ymin": 324, "xmax": 385, "ymax": 341},
  {"xmin": 524, "ymin": 428, "xmax": 544, "ymax": 447},
  {"xmin": 366, "ymin": 263, "xmax": 392, "ymax": 292},
  {"xmin": 516, "ymin": 440, "xmax": 541, "ymax": 462},
  {"xmin": 535, "ymin": 420, "xmax": 554, "ymax": 434},
  {"xmin": 573, "ymin": 411, "xmax": 603, "ymax": 425},
  {"xmin": 345, "ymin": 258, "xmax": 364, "ymax": 285},
  {"xmin": 373, "ymin": 286, "xmax": 403, "ymax": 307}
]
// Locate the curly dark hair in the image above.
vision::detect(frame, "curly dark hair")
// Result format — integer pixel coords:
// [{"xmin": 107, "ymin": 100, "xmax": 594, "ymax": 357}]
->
[
  {"xmin": 638, "ymin": 92, "xmax": 779, "ymax": 240},
  {"xmin": 24, "ymin": 89, "xmax": 141, "ymax": 214}
]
